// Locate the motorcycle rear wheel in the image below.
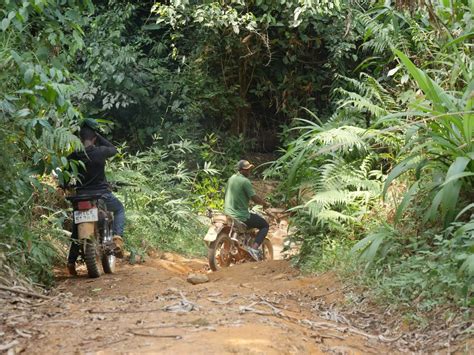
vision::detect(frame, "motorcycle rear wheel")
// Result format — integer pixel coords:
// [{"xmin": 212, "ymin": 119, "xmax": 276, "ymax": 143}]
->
[
  {"xmin": 262, "ymin": 239, "xmax": 273, "ymax": 260},
  {"xmin": 208, "ymin": 232, "xmax": 233, "ymax": 271},
  {"xmin": 84, "ymin": 239, "xmax": 101, "ymax": 278}
]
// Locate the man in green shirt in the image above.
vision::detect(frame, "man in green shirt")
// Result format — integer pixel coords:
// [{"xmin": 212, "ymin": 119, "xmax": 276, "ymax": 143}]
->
[{"xmin": 224, "ymin": 160, "xmax": 269, "ymax": 261}]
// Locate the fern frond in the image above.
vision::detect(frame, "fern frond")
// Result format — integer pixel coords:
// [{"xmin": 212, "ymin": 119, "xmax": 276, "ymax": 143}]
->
[
  {"xmin": 337, "ymin": 90, "xmax": 387, "ymax": 117},
  {"xmin": 317, "ymin": 210, "xmax": 356, "ymax": 223},
  {"xmin": 42, "ymin": 127, "xmax": 82, "ymax": 152},
  {"xmin": 308, "ymin": 126, "xmax": 369, "ymax": 153},
  {"xmin": 305, "ymin": 190, "xmax": 350, "ymax": 208}
]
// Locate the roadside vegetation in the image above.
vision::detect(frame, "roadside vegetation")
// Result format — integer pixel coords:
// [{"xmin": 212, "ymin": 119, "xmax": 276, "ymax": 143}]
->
[{"xmin": 1, "ymin": 0, "xmax": 472, "ymax": 327}]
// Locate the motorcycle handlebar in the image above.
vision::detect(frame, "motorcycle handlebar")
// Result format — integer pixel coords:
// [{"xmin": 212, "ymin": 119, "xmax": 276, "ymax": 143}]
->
[
  {"xmin": 59, "ymin": 181, "xmax": 136, "ymax": 192},
  {"xmin": 206, "ymin": 207, "xmax": 287, "ymax": 222},
  {"xmin": 111, "ymin": 181, "xmax": 137, "ymax": 187}
]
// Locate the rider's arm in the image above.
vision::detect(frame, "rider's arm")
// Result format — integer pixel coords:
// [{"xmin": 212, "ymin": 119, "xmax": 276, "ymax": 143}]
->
[
  {"xmin": 95, "ymin": 133, "xmax": 117, "ymax": 158},
  {"xmin": 243, "ymin": 179, "xmax": 269, "ymax": 208},
  {"xmin": 251, "ymin": 194, "xmax": 270, "ymax": 208}
]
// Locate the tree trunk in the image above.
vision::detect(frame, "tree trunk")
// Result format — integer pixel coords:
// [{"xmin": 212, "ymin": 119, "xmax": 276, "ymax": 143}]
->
[{"xmin": 231, "ymin": 58, "xmax": 249, "ymax": 135}]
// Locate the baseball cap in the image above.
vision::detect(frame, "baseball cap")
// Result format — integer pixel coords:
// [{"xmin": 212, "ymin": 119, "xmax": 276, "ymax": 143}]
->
[{"xmin": 236, "ymin": 160, "xmax": 254, "ymax": 170}]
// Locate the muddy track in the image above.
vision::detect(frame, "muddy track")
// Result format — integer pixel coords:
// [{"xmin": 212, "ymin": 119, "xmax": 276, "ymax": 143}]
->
[{"xmin": 0, "ymin": 255, "xmax": 401, "ymax": 355}]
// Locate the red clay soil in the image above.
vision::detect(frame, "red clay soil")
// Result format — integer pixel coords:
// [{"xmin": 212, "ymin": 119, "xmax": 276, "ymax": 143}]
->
[
  {"xmin": 1, "ymin": 255, "xmax": 471, "ymax": 354},
  {"xmin": 0, "ymin": 256, "xmax": 385, "ymax": 354}
]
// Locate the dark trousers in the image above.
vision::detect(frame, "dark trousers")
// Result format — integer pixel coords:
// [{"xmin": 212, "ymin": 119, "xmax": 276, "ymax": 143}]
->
[
  {"xmin": 244, "ymin": 213, "xmax": 269, "ymax": 247},
  {"xmin": 67, "ymin": 192, "xmax": 125, "ymax": 263}
]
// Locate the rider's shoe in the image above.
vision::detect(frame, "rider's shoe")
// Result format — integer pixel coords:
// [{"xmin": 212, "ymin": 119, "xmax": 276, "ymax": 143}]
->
[
  {"xmin": 67, "ymin": 262, "xmax": 77, "ymax": 276},
  {"xmin": 246, "ymin": 247, "xmax": 261, "ymax": 261},
  {"xmin": 113, "ymin": 235, "xmax": 124, "ymax": 258}
]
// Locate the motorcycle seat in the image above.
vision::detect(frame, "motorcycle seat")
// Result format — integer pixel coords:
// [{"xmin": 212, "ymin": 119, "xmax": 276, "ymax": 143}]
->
[
  {"xmin": 232, "ymin": 219, "xmax": 248, "ymax": 232},
  {"xmin": 66, "ymin": 194, "xmax": 104, "ymax": 202}
]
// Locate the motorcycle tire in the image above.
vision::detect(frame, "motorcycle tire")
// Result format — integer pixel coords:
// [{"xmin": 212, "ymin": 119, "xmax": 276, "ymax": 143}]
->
[
  {"xmin": 101, "ymin": 254, "xmax": 116, "ymax": 274},
  {"xmin": 262, "ymin": 238, "xmax": 274, "ymax": 260},
  {"xmin": 84, "ymin": 239, "xmax": 101, "ymax": 278},
  {"xmin": 101, "ymin": 221, "xmax": 116, "ymax": 274},
  {"xmin": 208, "ymin": 232, "xmax": 233, "ymax": 271}
]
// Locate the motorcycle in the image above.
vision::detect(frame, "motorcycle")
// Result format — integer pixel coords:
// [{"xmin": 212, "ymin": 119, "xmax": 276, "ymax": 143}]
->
[
  {"xmin": 66, "ymin": 193, "xmax": 117, "ymax": 278},
  {"xmin": 64, "ymin": 180, "xmax": 132, "ymax": 278},
  {"xmin": 204, "ymin": 210, "xmax": 274, "ymax": 271}
]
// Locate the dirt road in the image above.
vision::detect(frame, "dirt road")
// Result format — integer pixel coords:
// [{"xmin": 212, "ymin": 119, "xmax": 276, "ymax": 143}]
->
[{"xmin": 0, "ymin": 254, "xmax": 401, "ymax": 355}]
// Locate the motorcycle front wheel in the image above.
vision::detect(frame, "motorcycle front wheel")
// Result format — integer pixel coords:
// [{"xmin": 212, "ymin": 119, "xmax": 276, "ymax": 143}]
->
[
  {"xmin": 101, "ymin": 221, "xmax": 116, "ymax": 274},
  {"xmin": 102, "ymin": 254, "xmax": 116, "ymax": 274},
  {"xmin": 261, "ymin": 238, "xmax": 274, "ymax": 260},
  {"xmin": 208, "ymin": 232, "xmax": 233, "ymax": 271}
]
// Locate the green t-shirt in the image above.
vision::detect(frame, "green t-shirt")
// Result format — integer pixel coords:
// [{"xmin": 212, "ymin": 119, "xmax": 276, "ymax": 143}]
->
[{"xmin": 224, "ymin": 173, "xmax": 255, "ymax": 221}]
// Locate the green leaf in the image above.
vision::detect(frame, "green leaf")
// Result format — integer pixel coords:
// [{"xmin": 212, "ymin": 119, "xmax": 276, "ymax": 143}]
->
[
  {"xmin": 143, "ymin": 23, "xmax": 162, "ymax": 30},
  {"xmin": 10, "ymin": 50, "xmax": 22, "ymax": 65},
  {"xmin": 455, "ymin": 203, "xmax": 474, "ymax": 221},
  {"xmin": 442, "ymin": 32, "xmax": 474, "ymax": 49},
  {"xmin": 382, "ymin": 155, "xmax": 419, "ymax": 198},
  {"xmin": 459, "ymin": 254, "xmax": 474, "ymax": 277},
  {"xmin": 394, "ymin": 181, "xmax": 419, "ymax": 224},
  {"xmin": 1, "ymin": 18, "xmax": 10, "ymax": 31},
  {"xmin": 24, "ymin": 68, "xmax": 34, "ymax": 84},
  {"xmin": 440, "ymin": 172, "xmax": 474, "ymax": 187},
  {"xmin": 14, "ymin": 108, "xmax": 31, "ymax": 118},
  {"xmin": 435, "ymin": 157, "xmax": 472, "ymax": 225},
  {"xmin": 394, "ymin": 49, "xmax": 431, "ymax": 100},
  {"xmin": 394, "ymin": 49, "xmax": 455, "ymax": 112},
  {"xmin": 61, "ymin": 156, "xmax": 68, "ymax": 167}
]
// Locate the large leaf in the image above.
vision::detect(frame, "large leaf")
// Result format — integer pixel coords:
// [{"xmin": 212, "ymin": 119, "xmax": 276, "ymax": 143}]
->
[
  {"xmin": 382, "ymin": 155, "xmax": 420, "ymax": 198},
  {"xmin": 394, "ymin": 49, "xmax": 456, "ymax": 112},
  {"xmin": 394, "ymin": 181, "xmax": 419, "ymax": 224},
  {"xmin": 351, "ymin": 226, "xmax": 395, "ymax": 264},
  {"xmin": 426, "ymin": 157, "xmax": 472, "ymax": 225},
  {"xmin": 459, "ymin": 254, "xmax": 474, "ymax": 277}
]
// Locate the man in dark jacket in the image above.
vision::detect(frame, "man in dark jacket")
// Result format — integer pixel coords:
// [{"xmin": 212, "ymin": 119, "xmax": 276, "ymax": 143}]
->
[{"xmin": 66, "ymin": 125, "xmax": 125, "ymax": 275}]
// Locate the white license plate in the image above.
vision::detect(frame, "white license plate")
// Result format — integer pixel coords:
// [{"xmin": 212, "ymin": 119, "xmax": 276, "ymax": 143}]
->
[
  {"xmin": 204, "ymin": 226, "xmax": 218, "ymax": 242},
  {"xmin": 74, "ymin": 208, "xmax": 98, "ymax": 224}
]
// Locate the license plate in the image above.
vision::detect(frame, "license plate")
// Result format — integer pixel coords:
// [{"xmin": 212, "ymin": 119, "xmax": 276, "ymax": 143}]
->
[
  {"xmin": 74, "ymin": 208, "xmax": 98, "ymax": 224},
  {"xmin": 204, "ymin": 226, "xmax": 218, "ymax": 242}
]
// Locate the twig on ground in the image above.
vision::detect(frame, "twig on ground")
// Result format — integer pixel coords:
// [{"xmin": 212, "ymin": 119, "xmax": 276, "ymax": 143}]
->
[
  {"xmin": 88, "ymin": 309, "xmax": 162, "ymax": 314},
  {"xmin": 259, "ymin": 300, "xmax": 283, "ymax": 315},
  {"xmin": 36, "ymin": 319, "xmax": 83, "ymax": 326},
  {"xmin": 207, "ymin": 296, "xmax": 239, "ymax": 305},
  {"xmin": 133, "ymin": 323, "xmax": 181, "ymax": 330},
  {"xmin": 189, "ymin": 326, "xmax": 216, "ymax": 332},
  {"xmin": 239, "ymin": 306, "xmax": 274, "ymax": 317},
  {"xmin": 15, "ymin": 329, "xmax": 32, "ymax": 338},
  {"xmin": 162, "ymin": 291, "xmax": 199, "ymax": 313},
  {"xmin": 0, "ymin": 340, "xmax": 19, "ymax": 351},
  {"xmin": 301, "ymin": 319, "xmax": 402, "ymax": 343},
  {"xmin": 311, "ymin": 333, "xmax": 346, "ymax": 341},
  {"xmin": 99, "ymin": 337, "xmax": 128, "ymax": 348},
  {"xmin": 314, "ymin": 285, "xmax": 350, "ymax": 298},
  {"xmin": 32, "ymin": 293, "xmax": 65, "ymax": 306},
  {"xmin": 129, "ymin": 331, "xmax": 182, "ymax": 339},
  {"xmin": 0, "ymin": 286, "xmax": 50, "ymax": 300}
]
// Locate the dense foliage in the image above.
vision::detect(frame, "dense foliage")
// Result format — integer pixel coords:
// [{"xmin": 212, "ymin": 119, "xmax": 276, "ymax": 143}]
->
[
  {"xmin": 267, "ymin": 1, "xmax": 473, "ymax": 311},
  {"xmin": 0, "ymin": 0, "xmax": 472, "ymax": 322}
]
